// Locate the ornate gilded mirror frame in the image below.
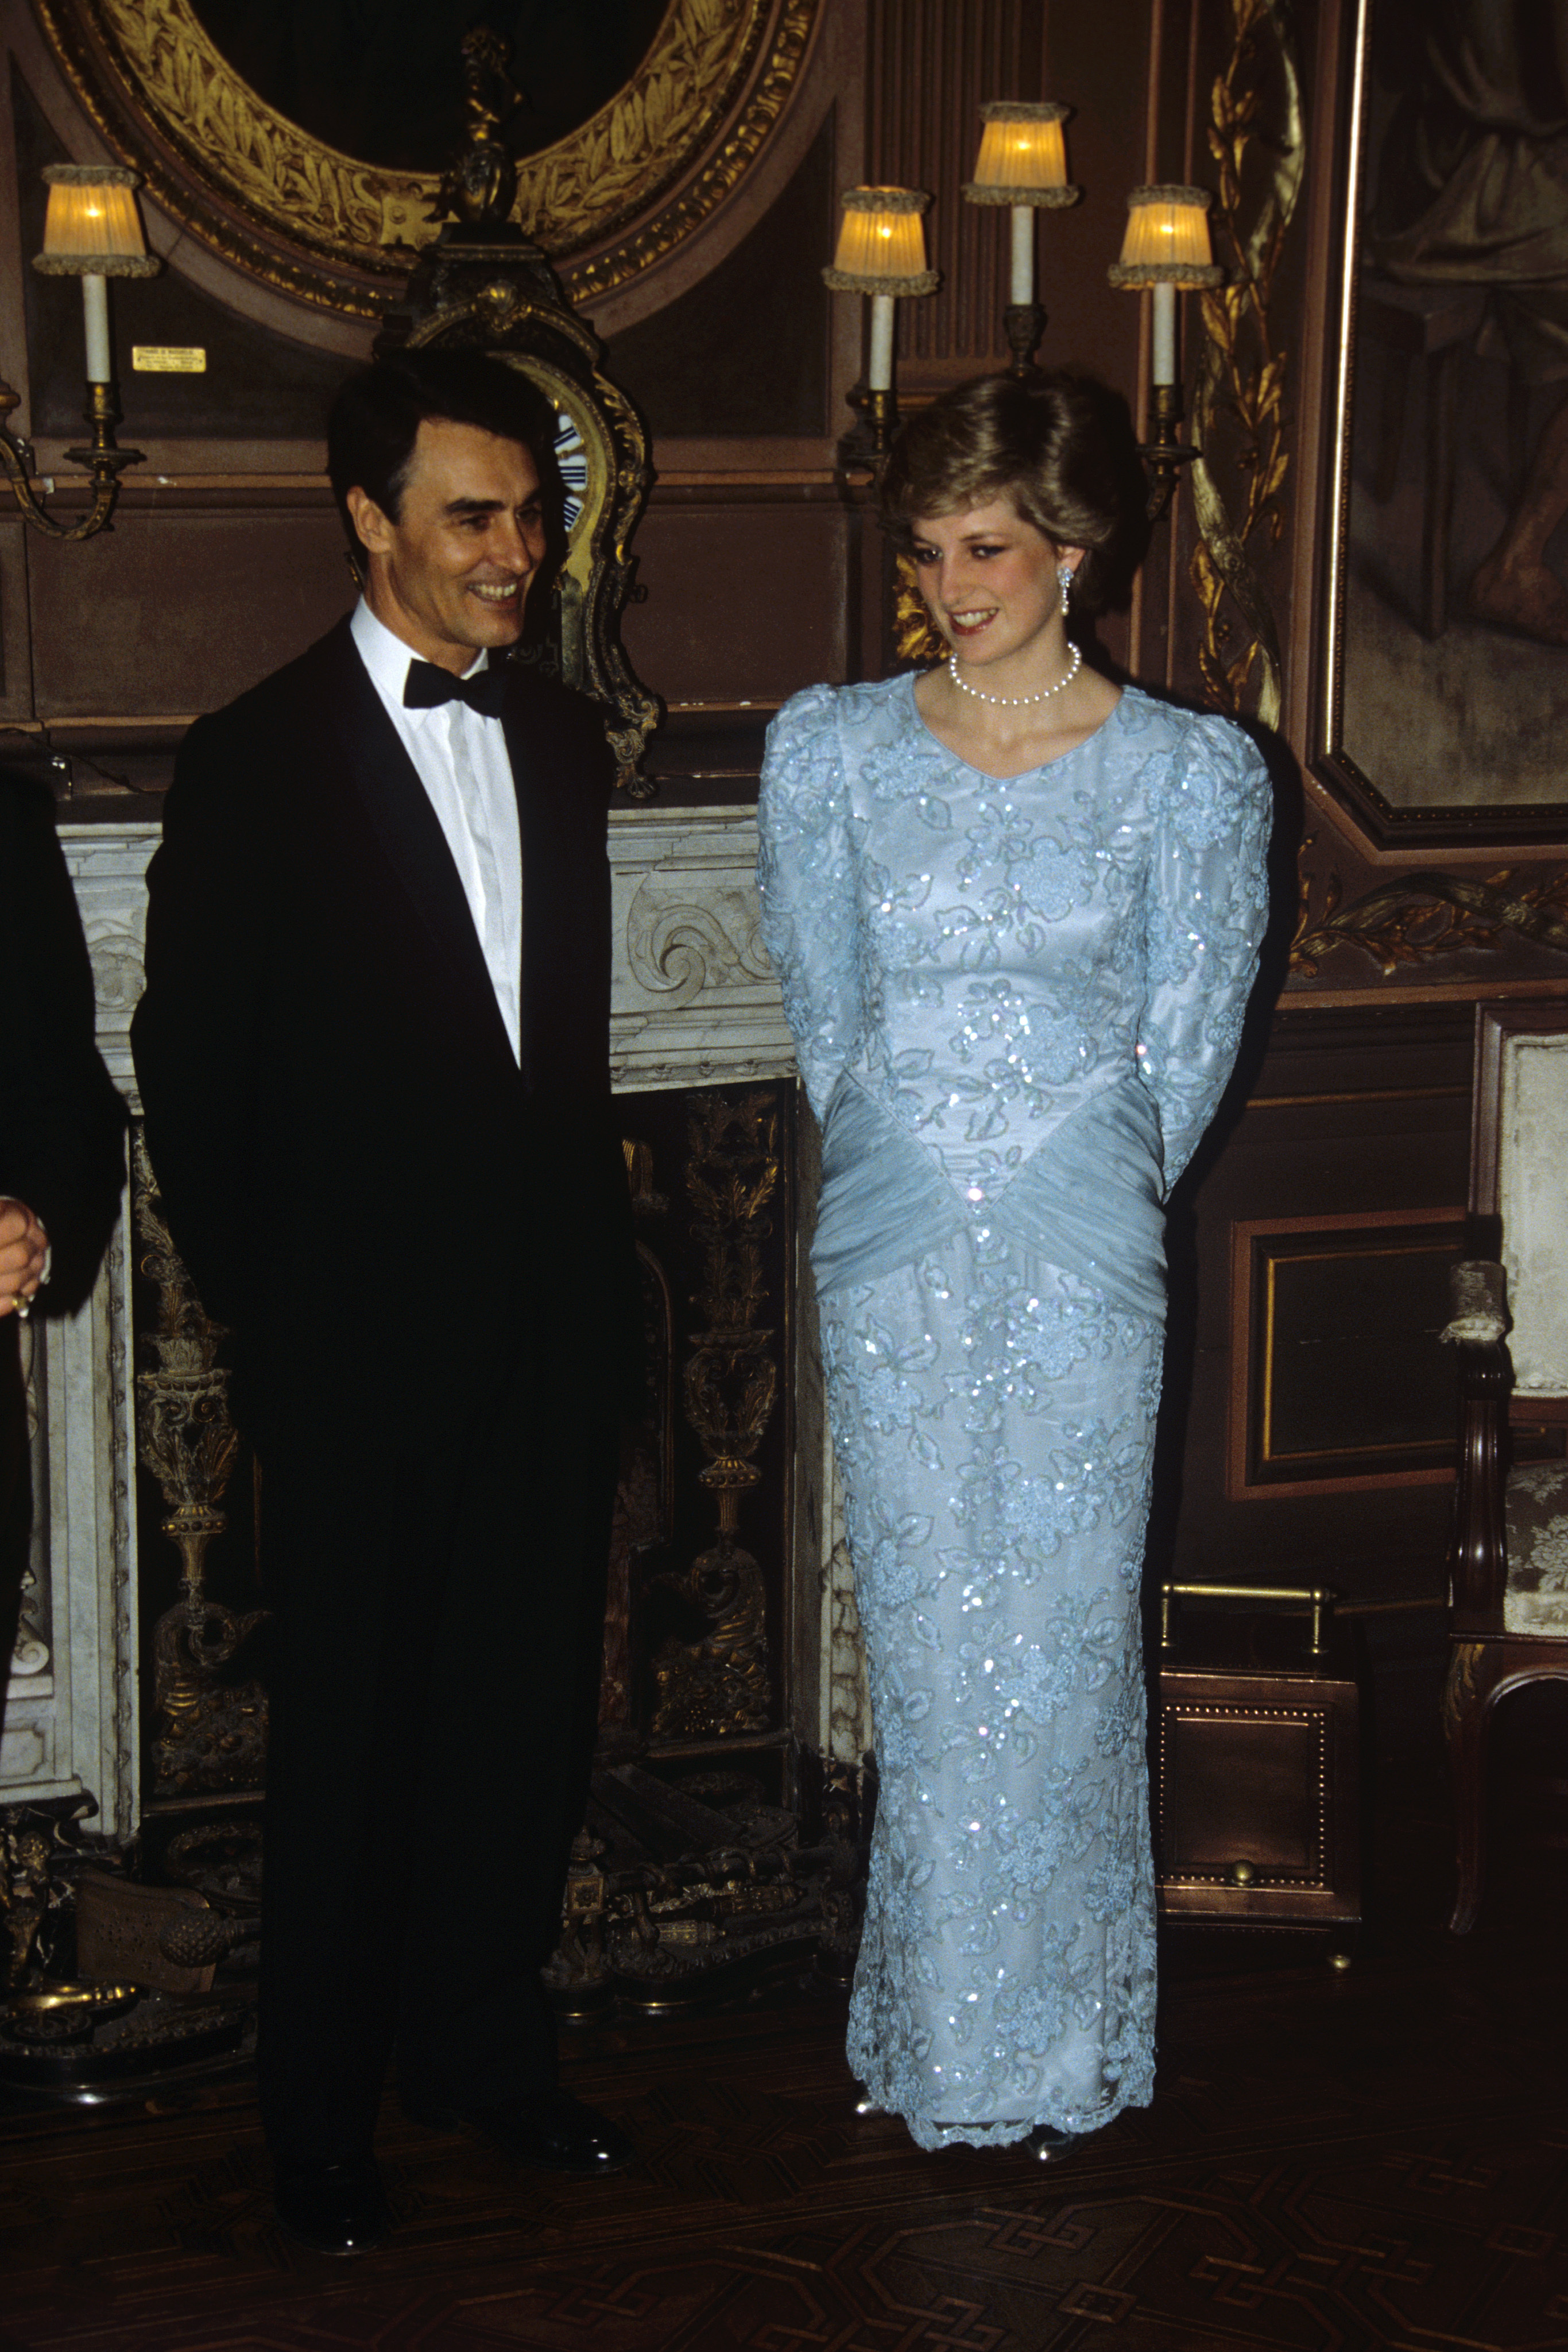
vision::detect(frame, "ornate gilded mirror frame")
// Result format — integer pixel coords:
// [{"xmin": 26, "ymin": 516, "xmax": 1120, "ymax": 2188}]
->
[
  {"xmin": 34, "ymin": 0, "xmax": 820, "ymax": 320},
  {"xmin": 1308, "ymin": 0, "xmax": 1568, "ymax": 849}
]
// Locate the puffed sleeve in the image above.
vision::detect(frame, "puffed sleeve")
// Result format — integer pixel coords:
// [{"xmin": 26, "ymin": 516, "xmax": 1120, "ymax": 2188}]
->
[
  {"xmin": 1135, "ymin": 711, "xmax": 1272, "ymax": 1192},
  {"xmin": 756, "ymin": 684, "xmax": 865, "ymax": 1125}
]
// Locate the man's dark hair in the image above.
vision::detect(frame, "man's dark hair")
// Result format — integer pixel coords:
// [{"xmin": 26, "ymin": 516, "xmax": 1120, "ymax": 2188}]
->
[{"xmin": 327, "ymin": 347, "xmax": 564, "ymax": 561}]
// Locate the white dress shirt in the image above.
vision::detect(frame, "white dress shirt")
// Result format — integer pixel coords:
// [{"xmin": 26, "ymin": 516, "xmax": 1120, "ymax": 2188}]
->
[{"xmin": 350, "ymin": 598, "xmax": 523, "ymax": 1062}]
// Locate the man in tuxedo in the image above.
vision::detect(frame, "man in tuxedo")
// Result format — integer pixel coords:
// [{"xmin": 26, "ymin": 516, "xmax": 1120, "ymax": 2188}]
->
[{"xmin": 132, "ymin": 349, "xmax": 639, "ymax": 2253}]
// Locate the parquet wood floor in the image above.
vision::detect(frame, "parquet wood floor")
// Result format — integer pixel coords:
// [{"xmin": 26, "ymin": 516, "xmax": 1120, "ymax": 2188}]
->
[{"xmin": 4, "ymin": 1852, "xmax": 1567, "ymax": 2352}]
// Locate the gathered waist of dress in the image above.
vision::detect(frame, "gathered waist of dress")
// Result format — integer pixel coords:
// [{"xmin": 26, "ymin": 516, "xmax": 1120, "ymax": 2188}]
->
[{"xmin": 812, "ymin": 1067, "xmax": 1168, "ymax": 1318}]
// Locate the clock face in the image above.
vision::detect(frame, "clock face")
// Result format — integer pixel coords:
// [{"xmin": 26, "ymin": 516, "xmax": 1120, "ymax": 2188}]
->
[{"xmin": 553, "ymin": 406, "xmax": 587, "ymax": 537}]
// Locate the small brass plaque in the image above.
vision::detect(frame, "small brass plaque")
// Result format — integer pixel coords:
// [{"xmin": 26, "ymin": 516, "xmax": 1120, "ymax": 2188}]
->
[{"xmin": 132, "ymin": 345, "xmax": 207, "ymax": 373}]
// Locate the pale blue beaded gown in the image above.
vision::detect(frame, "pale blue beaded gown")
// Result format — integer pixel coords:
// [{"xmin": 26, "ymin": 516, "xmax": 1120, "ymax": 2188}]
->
[{"xmin": 757, "ymin": 672, "xmax": 1271, "ymax": 2151}]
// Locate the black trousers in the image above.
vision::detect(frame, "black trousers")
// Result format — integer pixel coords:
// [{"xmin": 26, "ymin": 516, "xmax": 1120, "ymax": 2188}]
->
[{"xmin": 254, "ymin": 1355, "xmax": 616, "ymax": 2165}]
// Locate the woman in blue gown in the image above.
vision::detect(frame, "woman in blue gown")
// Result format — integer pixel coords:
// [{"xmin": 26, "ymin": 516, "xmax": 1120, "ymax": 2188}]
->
[{"xmin": 756, "ymin": 373, "xmax": 1271, "ymax": 2154}]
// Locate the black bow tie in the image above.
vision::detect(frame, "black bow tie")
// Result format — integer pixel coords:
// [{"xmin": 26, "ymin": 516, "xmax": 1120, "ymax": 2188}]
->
[{"xmin": 403, "ymin": 658, "xmax": 508, "ymax": 718}]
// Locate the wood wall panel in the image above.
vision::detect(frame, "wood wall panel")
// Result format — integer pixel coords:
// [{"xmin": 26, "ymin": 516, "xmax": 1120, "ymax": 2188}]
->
[
  {"xmin": 620, "ymin": 494, "xmax": 848, "ymax": 709},
  {"xmin": 1162, "ymin": 1008, "xmax": 1476, "ymax": 1608},
  {"xmin": 865, "ymin": 0, "xmax": 1156, "ymax": 404},
  {"xmin": 867, "ymin": 0, "xmax": 1046, "ymax": 368},
  {"xmin": 28, "ymin": 502, "xmax": 352, "ymax": 720}
]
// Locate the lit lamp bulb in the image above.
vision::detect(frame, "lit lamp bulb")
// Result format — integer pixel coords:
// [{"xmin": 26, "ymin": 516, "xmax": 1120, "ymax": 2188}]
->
[
  {"xmin": 963, "ymin": 101, "xmax": 1081, "ymax": 374},
  {"xmin": 823, "ymin": 187, "xmax": 938, "ymax": 460},
  {"xmin": 1108, "ymin": 184, "xmax": 1222, "ymax": 384},
  {"xmin": 1108, "ymin": 186, "xmax": 1224, "ymax": 521},
  {"xmin": 34, "ymin": 165, "xmax": 157, "ymax": 385}
]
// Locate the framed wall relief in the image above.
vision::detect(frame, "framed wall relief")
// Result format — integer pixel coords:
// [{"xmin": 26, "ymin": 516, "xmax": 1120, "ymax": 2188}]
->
[
  {"xmin": 1311, "ymin": 0, "xmax": 1568, "ymax": 846},
  {"xmin": 33, "ymin": 0, "xmax": 822, "ymax": 321}
]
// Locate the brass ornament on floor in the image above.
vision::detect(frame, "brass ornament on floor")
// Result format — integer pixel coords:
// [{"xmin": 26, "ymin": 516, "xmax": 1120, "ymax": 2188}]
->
[
  {"xmin": 651, "ymin": 1093, "xmax": 781, "ymax": 1742},
  {"xmin": 0, "ymin": 1798, "xmax": 95, "ymax": 1989},
  {"xmin": 131, "ymin": 1131, "xmax": 268, "ymax": 1799}
]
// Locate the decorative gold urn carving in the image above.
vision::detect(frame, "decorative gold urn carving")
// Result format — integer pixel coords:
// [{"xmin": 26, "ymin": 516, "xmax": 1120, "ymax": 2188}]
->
[
  {"xmin": 131, "ymin": 1131, "xmax": 268, "ymax": 1798},
  {"xmin": 651, "ymin": 1093, "xmax": 781, "ymax": 1741}
]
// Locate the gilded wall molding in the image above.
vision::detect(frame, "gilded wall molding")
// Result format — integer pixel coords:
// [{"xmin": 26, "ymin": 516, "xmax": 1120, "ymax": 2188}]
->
[
  {"xmin": 37, "ymin": 0, "xmax": 821, "ymax": 319},
  {"xmin": 1291, "ymin": 842, "xmax": 1568, "ymax": 980},
  {"xmin": 1188, "ymin": 0, "xmax": 1304, "ymax": 729}
]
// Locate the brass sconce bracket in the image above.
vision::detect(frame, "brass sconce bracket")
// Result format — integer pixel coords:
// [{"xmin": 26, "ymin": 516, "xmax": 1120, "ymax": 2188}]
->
[
  {"xmin": 0, "ymin": 377, "xmax": 144, "ymax": 540},
  {"xmin": 1140, "ymin": 382, "xmax": 1198, "ymax": 524},
  {"xmin": 837, "ymin": 383, "xmax": 897, "ymax": 473},
  {"xmin": 1001, "ymin": 301, "xmax": 1046, "ymax": 380}
]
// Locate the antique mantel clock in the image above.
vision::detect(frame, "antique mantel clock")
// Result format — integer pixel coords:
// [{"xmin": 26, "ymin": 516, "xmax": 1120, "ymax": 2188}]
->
[{"xmin": 373, "ymin": 33, "xmax": 661, "ymax": 794}]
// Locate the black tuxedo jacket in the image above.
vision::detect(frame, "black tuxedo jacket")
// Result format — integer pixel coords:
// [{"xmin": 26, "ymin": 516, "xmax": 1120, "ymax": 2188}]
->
[
  {"xmin": 0, "ymin": 764, "xmax": 127, "ymax": 1310},
  {"xmin": 132, "ymin": 618, "xmax": 637, "ymax": 1460}
]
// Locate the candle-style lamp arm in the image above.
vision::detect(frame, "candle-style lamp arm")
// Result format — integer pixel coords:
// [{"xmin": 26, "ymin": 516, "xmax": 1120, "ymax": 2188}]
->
[
  {"xmin": 0, "ymin": 373, "xmax": 143, "ymax": 540},
  {"xmin": 1001, "ymin": 301, "xmax": 1047, "ymax": 380},
  {"xmin": 1139, "ymin": 381, "xmax": 1199, "ymax": 524},
  {"xmin": 838, "ymin": 383, "xmax": 898, "ymax": 470},
  {"xmin": 1108, "ymin": 188, "xmax": 1224, "ymax": 527}
]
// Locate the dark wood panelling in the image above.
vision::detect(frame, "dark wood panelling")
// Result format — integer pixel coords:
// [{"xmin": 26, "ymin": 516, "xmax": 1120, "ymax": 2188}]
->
[
  {"xmin": 620, "ymin": 490, "xmax": 848, "ymax": 707},
  {"xmin": 1229, "ymin": 1208, "xmax": 1464, "ymax": 1495},
  {"xmin": 864, "ymin": 0, "xmax": 1152, "ymax": 407},
  {"xmin": 605, "ymin": 115, "xmax": 834, "ymax": 439},
  {"xmin": 0, "ymin": 512, "xmax": 33, "ymax": 725},
  {"xmin": 27, "ymin": 502, "xmax": 354, "ymax": 719},
  {"xmin": 1157, "ymin": 1007, "xmax": 1475, "ymax": 1604},
  {"xmin": 11, "ymin": 67, "xmax": 356, "ymax": 442},
  {"xmin": 868, "ymin": 0, "xmax": 1046, "ymax": 369}
]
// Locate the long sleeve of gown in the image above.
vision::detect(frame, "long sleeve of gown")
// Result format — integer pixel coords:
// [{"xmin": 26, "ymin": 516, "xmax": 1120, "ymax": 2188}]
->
[
  {"xmin": 757, "ymin": 686, "xmax": 865, "ymax": 1125},
  {"xmin": 1135, "ymin": 711, "xmax": 1272, "ymax": 1192}
]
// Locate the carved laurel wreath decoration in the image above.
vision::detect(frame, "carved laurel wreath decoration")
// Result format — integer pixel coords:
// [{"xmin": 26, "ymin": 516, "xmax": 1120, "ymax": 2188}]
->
[{"xmin": 42, "ymin": 0, "xmax": 819, "ymax": 315}]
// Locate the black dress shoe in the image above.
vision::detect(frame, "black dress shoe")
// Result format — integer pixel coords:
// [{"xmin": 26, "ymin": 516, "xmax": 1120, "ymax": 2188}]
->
[
  {"xmin": 412, "ymin": 2088, "xmax": 634, "ymax": 2176},
  {"xmin": 273, "ymin": 2155, "xmax": 393, "ymax": 2254}
]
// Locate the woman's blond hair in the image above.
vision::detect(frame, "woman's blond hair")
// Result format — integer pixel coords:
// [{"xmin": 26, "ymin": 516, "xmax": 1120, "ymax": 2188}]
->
[{"xmin": 880, "ymin": 370, "xmax": 1143, "ymax": 613}]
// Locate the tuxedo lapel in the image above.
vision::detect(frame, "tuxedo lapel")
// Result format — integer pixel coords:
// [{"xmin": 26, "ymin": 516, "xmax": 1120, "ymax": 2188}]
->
[
  {"xmin": 317, "ymin": 623, "xmax": 512, "ymax": 1062},
  {"xmin": 500, "ymin": 670, "xmax": 556, "ymax": 1093}
]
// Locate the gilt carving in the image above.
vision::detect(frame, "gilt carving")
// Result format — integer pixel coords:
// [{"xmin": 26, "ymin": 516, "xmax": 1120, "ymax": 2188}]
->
[
  {"xmin": 47, "ymin": 0, "xmax": 820, "ymax": 319},
  {"xmin": 651, "ymin": 1093, "xmax": 781, "ymax": 1740},
  {"xmin": 1291, "ymin": 845, "xmax": 1568, "ymax": 977},
  {"xmin": 131, "ymin": 1131, "xmax": 268, "ymax": 1797},
  {"xmin": 1189, "ymin": 0, "xmax": 1304, "ymax": 728}
]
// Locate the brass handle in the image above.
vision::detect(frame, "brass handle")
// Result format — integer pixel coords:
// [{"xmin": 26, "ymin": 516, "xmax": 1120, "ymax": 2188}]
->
[{"xmin": 1159, "ymin": 1581, "xmax": 1334, "ymax": 1657}]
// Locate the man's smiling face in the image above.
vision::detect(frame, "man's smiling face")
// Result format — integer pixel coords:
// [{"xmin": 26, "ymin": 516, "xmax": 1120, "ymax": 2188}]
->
[{"xmin": 347, "ymin": 416, "xmax": 547, "ymax": 675}]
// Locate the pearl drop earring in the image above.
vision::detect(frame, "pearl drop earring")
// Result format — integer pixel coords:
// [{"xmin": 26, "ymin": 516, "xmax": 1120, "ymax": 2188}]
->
[{"xmin": 1058, "ymin": 564, "xmax": 1073, "ymax": 617}]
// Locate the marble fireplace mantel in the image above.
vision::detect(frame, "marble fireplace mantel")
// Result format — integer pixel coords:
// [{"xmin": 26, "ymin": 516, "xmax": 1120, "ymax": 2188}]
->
[{"xmin": 2, "ymin": 807, "xmax": 866, "ymax": 1847}]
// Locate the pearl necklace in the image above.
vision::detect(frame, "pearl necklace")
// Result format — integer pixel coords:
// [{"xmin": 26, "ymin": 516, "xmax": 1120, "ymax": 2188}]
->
[{"xmin": 947, "ymin": 643, "xmax": 1081, "ymax": 707}]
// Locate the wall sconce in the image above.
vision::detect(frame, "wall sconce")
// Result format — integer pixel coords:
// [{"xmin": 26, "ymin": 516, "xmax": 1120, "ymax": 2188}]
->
[
  {"xmin": 0, "ymin": 164, "xmax": 158, "ymax": 541},
  {"xmin": 823, "ymin": 185, "xmax": 939, "ymax": 465},
  {"xmin": 1108, "ymin": 184, "xmax": 1223, "ymax": 520},
  {"xmin": 963, "ymin": 101, "xmax": 1081, "ymax": 377}
]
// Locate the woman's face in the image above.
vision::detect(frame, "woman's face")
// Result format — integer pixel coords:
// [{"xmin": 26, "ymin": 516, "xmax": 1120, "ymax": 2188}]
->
[{"xmin": 909, "ymin": 497, "xmax": 1079, "ymax": 668}]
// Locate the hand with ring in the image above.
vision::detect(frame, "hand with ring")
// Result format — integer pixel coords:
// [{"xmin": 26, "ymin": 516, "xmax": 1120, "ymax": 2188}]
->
[{"xmin": 0, "ymin": 1197, "xmax": 48, "ymax": 1320}]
